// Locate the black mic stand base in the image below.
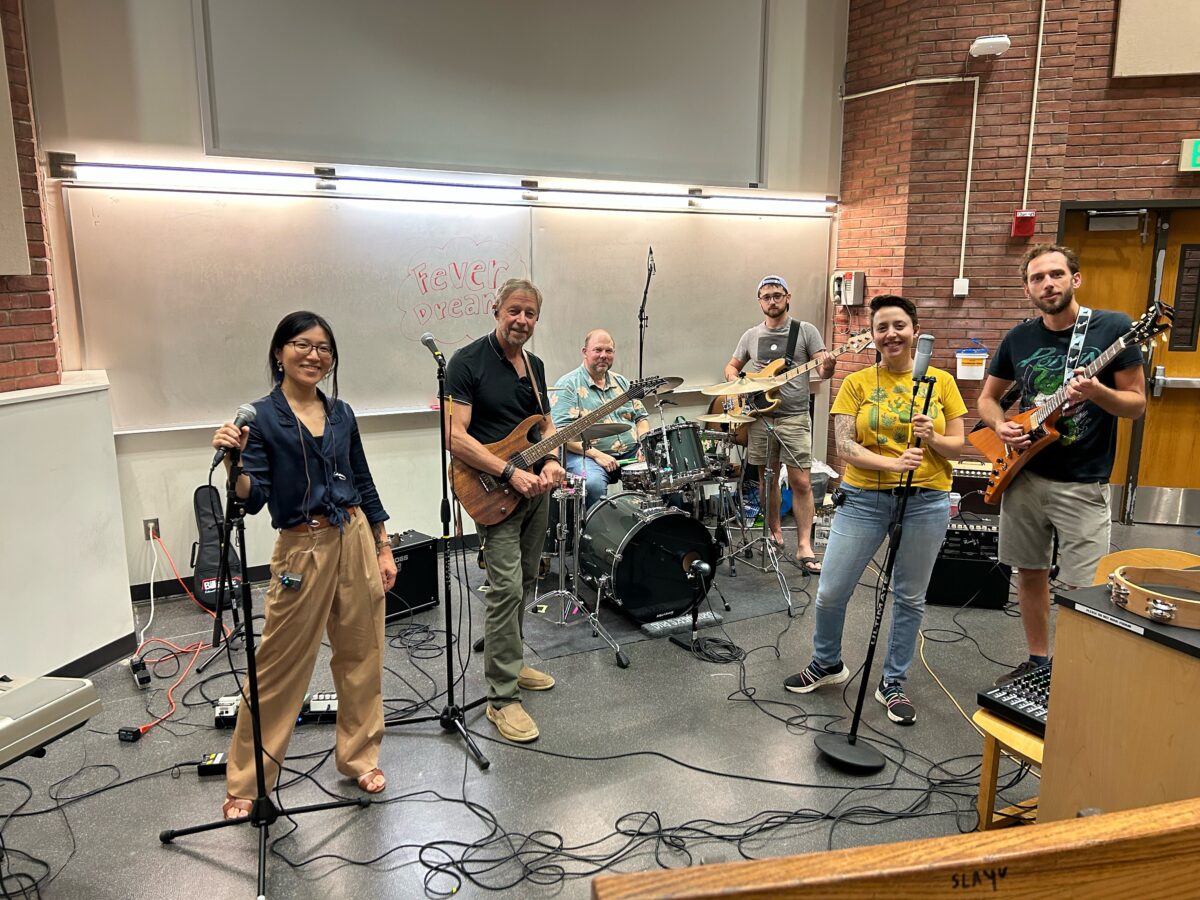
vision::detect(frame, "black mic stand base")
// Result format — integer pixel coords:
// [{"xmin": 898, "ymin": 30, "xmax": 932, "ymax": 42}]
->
[{"xmin": 814, "ymin": 732, "xmax": 886, "ymax": 773}]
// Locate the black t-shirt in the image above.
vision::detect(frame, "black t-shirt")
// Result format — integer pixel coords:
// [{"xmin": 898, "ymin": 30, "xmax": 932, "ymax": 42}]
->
[
  {"xmin": 987, "ymin": 309, "xmax": 1143, "ymax": 483},
  {"xmin": 444, "ymin": 332, "xmax": 551, "ymax": 445}
]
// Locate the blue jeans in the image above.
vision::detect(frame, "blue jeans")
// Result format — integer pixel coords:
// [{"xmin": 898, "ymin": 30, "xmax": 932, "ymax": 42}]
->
[
  {"xmin": 811, "ymin": 483, "xmax": 949, "ymax": 685},
  {"xmin": 565, "ymin": 452, "xmax": 630, "ymax": 509}
]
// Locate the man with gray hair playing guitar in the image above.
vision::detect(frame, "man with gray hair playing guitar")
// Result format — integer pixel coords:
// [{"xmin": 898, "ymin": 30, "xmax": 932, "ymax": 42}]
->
[{"xmin": 977, "ymin": 245, "xmax": 1148, "ymax": 686}]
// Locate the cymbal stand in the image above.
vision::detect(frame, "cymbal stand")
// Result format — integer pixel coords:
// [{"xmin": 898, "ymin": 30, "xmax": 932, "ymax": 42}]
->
[
  {"xmin": 703, "ymin": 431, "xmax": 747, "ymax": 577},
  {"xmin": 728, "ymin": 422, "xmax": 794, "ymax": 616}
]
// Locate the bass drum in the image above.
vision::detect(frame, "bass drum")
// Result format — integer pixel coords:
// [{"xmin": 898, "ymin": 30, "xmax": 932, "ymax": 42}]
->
[{"xmin": 578, "ymin": 491, "xmax": 717, "ymax": 622}]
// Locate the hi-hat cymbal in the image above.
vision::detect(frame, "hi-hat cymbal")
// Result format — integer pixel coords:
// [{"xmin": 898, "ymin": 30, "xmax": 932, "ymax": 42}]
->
[
  {"xmin": 696, "ymin": 411, "xmax": 755, "ymax": 424},
  {"xmin": 579, "ymin": 422, "xmax": 631, "ymax": 441},
  {"xmin": 643, "ymin": 376, "xmax": 684, "ymax": 396},
  {"xmin": 701, "ymin": 373, "xmax": 787, "ymax": 396}
]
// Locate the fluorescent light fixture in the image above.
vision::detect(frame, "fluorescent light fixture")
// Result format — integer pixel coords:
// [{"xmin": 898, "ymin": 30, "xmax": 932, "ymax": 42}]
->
[
  {"xmin": 336, "ymin": 178, "xmax": 524, "ymax": 205},
  {"xmin": 72, "ymin": 164, "xmax": 317, "ymax": 193},
  {"xmin": 697, "ymin": 196, "xmax": 834, "ymax": 216},
  {"xmin": 534, "ymin": 190, "xmax": 691, "ymax": 211}
]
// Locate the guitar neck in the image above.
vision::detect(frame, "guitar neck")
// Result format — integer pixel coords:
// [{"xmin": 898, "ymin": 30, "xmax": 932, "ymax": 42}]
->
[
  {"xmin": 774, "ymin": 343, "xmax": 850, "ymax": 385},
  {"xmin": 519, "ymin": 387, "xmax": 639, "ymax": 465},
  {"xmin": 1031, "ymin": 336, "xmax": 1126, "ymax": 427}
]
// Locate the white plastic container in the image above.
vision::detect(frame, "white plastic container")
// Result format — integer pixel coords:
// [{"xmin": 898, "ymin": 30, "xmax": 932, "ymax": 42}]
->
[{"xmin": 955, "ymin": 348, "xmax": 988, "ymax": 381}]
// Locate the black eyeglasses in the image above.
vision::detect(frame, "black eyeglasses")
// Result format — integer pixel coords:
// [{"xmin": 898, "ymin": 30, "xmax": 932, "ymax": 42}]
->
[
  {"xmin": 758, "ymin": 292, "xmax": 787, "ymax": 302},
  {"xmin": 286, "ymin": 339, "xmax": 333, "ymax": 357}
]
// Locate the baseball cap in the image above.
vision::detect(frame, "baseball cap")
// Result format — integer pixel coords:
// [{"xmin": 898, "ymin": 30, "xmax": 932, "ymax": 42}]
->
[{"xmin": 757, "ymin": 275, "xmax": 789, "ymax": 295}]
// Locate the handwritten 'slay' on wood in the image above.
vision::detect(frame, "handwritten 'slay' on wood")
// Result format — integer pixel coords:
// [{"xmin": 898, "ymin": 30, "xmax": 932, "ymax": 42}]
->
[{"xmin": 591, "ymin": 796, "xmax": 1200, "ymax": 899}]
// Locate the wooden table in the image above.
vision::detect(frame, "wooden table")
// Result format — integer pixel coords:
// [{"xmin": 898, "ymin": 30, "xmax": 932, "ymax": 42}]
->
[{"xmin": 972, "ymin": 708, "xmax": 1042, "ymax": 830}]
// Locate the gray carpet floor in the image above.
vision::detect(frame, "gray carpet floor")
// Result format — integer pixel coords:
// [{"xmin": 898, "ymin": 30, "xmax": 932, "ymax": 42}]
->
[{"xmin": 2, "ymin": 521, "xmax": 1196, "ymax": 899}]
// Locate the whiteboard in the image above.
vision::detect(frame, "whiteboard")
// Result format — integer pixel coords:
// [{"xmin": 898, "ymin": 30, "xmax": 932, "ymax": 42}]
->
[
  {"xmin": 531, "ymin": 207, "xmax": 829, "ymax": 387},
  {"xmin": 66, "ymin": 187, "xmax": 830, "ymax": 430}
]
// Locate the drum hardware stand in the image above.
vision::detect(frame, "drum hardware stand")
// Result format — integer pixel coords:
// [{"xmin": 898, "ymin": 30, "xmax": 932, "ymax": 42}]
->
[
  {"xmin": 727, "ymin": 422, "xmax": 794, "ymax": 616},
  {"xmin": 387, "ymin": 349, "xmax": 490, "ymax": 770},
  {"xmin": 159, "ymin": 447, "xmax": 368, "ymax": 898},
  {"xmin": 704, "ymin": 432, "xmax": 748, "ymax": 577},
  {"xmin": 815, "ymin": 376, "xmax": 936, "ymax": 774},
  {"xmin": 529, "ymin": 470, "xmax": 629, "ymax": 669},
  {"xmin": 668, "ymin": 560, "xmax": 716, "ymax": 654},
  {"xmin": 637, "ymin": 245, "xmax": 655, "ymax": 379}
]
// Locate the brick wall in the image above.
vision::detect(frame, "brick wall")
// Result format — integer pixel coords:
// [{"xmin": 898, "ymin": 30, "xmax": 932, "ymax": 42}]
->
[
  {"xmin": 830, "ymin": 0, "xmax": 1200, "ymax": 469},
  {"xmin": 0, "ymin": 0, "xmax": 58, "ymax": 393}
]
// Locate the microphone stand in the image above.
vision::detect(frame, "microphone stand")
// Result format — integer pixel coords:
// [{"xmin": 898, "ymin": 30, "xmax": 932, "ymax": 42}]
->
[
  {"xmin": 160, "ymin": 448, "xmax": 367, "ymax": 897},
  {"xmin": 814, "ymin": 375, "xmax": 936, "ymax": 774},
  {"xmin": 385, "ymin": 352, "xmax": 490, "ymax": 769},
  {"xmin": 637, "ymin": 247, "xmax": 655, "ymax": 379}
]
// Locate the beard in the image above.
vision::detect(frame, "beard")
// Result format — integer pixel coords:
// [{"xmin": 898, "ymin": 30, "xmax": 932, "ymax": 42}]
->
[{"xmin": 1033, "ymin": 282, "xmax": 1074, "ymax": 316}]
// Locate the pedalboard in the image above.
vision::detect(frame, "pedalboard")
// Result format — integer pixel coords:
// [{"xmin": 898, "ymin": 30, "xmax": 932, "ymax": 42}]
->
[{"xmin": 212, "ymin": 692, "xmax": 338, "ymax": 728}]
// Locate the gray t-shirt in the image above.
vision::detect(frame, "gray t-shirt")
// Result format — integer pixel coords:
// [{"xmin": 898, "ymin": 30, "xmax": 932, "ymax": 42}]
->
[{"xmin": 731, "ymin": 318, "xmax": 824, "ymax": 416}]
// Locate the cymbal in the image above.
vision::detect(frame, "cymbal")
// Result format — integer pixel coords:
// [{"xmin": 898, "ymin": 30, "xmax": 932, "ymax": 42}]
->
[
  {"xmin": 701, "ymin": 373, "xmax": 787, "ymax": 396},
  {"xmin": 579, "ymin": 422, "xmax": 631, "ymax": 441},
  {"xmin": 696, "ymin": 411, "xmax": 755, "ymax": 424}
]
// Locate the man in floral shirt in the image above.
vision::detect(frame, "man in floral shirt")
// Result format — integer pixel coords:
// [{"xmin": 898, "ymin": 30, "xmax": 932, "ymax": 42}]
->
[{"xmin": 551, "ymin": 329, "xmax": 650, "ymax": 508}]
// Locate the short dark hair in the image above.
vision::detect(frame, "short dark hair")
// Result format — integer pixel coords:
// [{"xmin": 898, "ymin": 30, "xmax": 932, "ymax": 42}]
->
[
  {"xmin": 1021, "ymin": 244, "xmax": 1079, "ymax": 281},
  {"xmin": 869, "ymin": 294, "xmax": 918, "ymax": 327},
  {"xmin": 268, "ymin": 311, "xmax": 339, "ymax": 400}
]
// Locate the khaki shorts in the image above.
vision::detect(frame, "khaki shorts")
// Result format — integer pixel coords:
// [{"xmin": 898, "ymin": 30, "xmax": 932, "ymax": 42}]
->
[
  {"xmin": 747, "ymin": 413, "xmax": 812, "ymax": 469},
  {"xmin": 998, "ymin": 468, "xmax": 1111, "ymax": 587}
]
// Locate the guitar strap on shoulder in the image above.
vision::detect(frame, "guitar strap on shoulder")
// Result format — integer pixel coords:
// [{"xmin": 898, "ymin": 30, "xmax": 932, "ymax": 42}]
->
[
  {"xmin": 522, "ymin": 349, "xmax": 546, "ymax": 414},
  {"xmin": 783, "ymin": 319, "xmax": 801, "ymax": 367},
  {"xmin": 1063, "ymin": 306, "xmax": 1092, "ymax": 384}
]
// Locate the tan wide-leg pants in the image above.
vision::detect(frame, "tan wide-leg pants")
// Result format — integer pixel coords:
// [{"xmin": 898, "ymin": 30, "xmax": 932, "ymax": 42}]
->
[{"xmin": 226, "ymin": 509, "xmax": 385, "ymax": 799}]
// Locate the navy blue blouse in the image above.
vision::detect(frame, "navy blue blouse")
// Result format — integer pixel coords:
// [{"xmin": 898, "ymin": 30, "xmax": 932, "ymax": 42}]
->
[{"xmin": 240, "ymin": 385, "xmax": 388, "ymax": 530}]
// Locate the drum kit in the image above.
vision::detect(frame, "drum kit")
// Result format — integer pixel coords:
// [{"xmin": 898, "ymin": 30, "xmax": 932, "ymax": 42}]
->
[{"xmin": 532, "ymin": 370, "xmax": 796, "ymax": 666}]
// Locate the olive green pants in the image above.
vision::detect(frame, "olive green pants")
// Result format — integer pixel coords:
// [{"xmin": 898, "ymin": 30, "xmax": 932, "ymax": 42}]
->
[{"xmin": 477, "ymin": 493, "xmax": 549, "ymax": 706}]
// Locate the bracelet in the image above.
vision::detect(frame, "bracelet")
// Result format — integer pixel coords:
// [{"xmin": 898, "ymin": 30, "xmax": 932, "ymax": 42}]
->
[{"xmin": 499, "ymin": 461, "xmax": 516, "ymax": 483}]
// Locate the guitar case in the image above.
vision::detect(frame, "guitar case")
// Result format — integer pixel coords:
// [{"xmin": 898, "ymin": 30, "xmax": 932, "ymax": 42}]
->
[{"xmin": 189, "ymin": 485, "xmax": 243, "ymax": 611}]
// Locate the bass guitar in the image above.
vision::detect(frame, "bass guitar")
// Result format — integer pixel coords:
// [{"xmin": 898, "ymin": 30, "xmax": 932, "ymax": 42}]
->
[
  {"xmin": 968, "ymin": 302, "xmax": 1173, "ymax": 505},
  {"xmin": 451, "ymin": 375, "xmax": 676, "ymax": 525},
  {"xmin": 723, "ymin": 330, "xmax": 874, "ymax": 418}
]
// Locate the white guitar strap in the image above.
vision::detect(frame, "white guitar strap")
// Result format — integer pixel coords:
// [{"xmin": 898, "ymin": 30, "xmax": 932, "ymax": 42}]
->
[{"xmin": 1063, "ymin": 306, "xmax": 1092, "ymax": 384}]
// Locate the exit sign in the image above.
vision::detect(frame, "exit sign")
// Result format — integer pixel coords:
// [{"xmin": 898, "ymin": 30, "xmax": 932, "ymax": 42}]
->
[{"xmin": 1180, "ymin": 139, "xmax": 1200, "ymax": 172}]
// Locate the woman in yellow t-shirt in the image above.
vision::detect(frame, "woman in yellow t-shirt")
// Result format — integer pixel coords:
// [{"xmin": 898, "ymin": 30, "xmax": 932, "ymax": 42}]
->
[{"xmin": 783, "ymin": 295, "xmax": 966, "ymax": 726}]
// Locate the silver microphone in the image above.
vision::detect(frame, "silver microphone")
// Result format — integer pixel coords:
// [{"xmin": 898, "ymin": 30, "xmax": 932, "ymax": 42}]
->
[
  {"xmin": 912, "ymin": 334, "xmax": 935, "ymax": 382},
  {"xmin": 212, "ymin": 403, "xmax": 258, "ymax": 465},
  {"xmin": 420, "ymin": 332, "xmax": 445, "ymax": 364}
]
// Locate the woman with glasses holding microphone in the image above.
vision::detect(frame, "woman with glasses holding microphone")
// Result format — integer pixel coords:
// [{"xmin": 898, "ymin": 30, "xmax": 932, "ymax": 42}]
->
[{"xmin": 211, "ymin": 311, "xmax": 397, "ymax": 819}]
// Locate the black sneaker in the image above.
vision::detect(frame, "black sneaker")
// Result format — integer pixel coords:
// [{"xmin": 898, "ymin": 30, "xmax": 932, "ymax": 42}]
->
[
  {"xmin": 994, "ymin": 659, "xmax": 1044, "ymax": 687},
  {"xmin": 875, "ymin": 681, "xmax": 915, "ymax": 725},
  {"xmin": 784, "ymin": 660, "xmax": 850, "ymax": 694}
]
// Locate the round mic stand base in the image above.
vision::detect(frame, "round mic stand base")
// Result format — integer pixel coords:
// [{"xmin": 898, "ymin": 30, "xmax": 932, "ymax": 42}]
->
[{"xmin": 814, "ymin": 732, "xmax": 886, "ymax": 773}]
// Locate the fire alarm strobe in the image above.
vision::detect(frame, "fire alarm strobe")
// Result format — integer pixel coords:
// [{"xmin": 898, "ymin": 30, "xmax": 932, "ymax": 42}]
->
[{"xmin": 1011, "ymin": 209, "xmax": 1037, "ymax": 238}]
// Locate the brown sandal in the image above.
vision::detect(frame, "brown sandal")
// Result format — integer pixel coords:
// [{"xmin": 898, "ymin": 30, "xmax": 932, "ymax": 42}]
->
[
  {"xmin": 223, "ymin": 794, "xmax": 253, "ymax": 820},
  {"xmin": 356, "ymin": 768, "xmax": 387, "ymax": 794}
]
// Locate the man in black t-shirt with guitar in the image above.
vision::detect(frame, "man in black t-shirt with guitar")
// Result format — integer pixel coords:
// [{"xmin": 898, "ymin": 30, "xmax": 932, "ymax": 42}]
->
[{"xmin": 976, "ymin": 244, "xmax": 1148, "ymax": 686}]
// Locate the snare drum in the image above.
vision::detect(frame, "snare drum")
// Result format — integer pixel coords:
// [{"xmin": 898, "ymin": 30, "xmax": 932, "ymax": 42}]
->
[
  {"xmin": 620, "ymin": 461, "xmax": 656, "ymax": 493},
  {"xmin": 578, "ymin": 491, "xmax": 717, "ymax": 622},
  {"xmin": 640, "ymin": 423, "xmax": 711, "ymax": 491}
]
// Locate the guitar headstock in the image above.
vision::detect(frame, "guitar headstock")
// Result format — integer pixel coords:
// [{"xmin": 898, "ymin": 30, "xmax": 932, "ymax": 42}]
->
[
  {"xmin": 1127, "ymin": 301, "xmax": 1174, "ymax": 348},
  {"xmin": 631, "ymin": 375, "xmax": 683, "ymax": 398},
  {"xmin": 840, "ymin": 330, "xmax": 874, "ymax": 354}
]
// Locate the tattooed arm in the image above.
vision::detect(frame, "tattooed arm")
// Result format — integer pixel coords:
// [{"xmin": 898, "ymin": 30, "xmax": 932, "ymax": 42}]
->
[{"xmin": 835, "ymin": 413, "xmax": 920, "ymax": 474}]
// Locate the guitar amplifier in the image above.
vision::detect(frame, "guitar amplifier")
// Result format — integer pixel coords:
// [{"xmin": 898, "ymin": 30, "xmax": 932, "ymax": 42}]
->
[
  {"xmin": 926, "ymin": 518, "xmax": 1011, "ymax": 609},
  {"xmin": 387, "ymin": 530, "xmax": 439, "ymax": 620},
  {"xmin": 951, "ymin": 461, "xmax": 993, "ymax": 515}
]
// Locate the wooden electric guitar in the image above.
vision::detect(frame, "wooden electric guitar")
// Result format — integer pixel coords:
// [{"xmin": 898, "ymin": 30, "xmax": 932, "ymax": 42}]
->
[
  {"xmin": 968, "ymin": 302, "xmax": 1173, "ymax": 506},
  {"xmin": 729, "ymin": 330, "xmax": 874, "ymax": 417},
  {"xmin": 451, "ymin": 375, "xmax": 675, "ymax": 525}
]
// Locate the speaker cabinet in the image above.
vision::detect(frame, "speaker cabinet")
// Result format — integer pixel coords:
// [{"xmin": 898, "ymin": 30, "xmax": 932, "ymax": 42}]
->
[
  {"xmin": 387, "ymin": 530, "xmax": 438, "ymax": 620},
  {"xmin": 926, "ymin": 519, "xmax": 1011, "ymax": 609}
]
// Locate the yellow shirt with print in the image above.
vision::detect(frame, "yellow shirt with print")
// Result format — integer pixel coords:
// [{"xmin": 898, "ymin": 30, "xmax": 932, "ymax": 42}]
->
[{"xmin": 832, "ymin": 364, "xmax": 967, "ymax": 491}]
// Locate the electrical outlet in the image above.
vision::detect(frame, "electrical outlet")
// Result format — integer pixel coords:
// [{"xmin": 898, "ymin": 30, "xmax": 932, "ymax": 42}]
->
[{"xmin": 143, "ymin": 518, "xmax": 160, "ymax": 541}]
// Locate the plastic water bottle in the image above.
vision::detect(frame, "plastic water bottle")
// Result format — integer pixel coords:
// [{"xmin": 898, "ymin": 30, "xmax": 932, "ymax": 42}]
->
[{"xmin": 949, "ymin": 491, "xmax": 961, "ymax": 517}]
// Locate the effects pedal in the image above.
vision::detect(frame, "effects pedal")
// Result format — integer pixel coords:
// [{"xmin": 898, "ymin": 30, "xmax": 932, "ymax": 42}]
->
[
  {"xmin": 213, "ymin": 695, "xmax": 240, "ymax": 728},
  {"xmin": 301, "ymin": 691, "xmax": 338, "ymax": 724},
  {"xmin": 197, "ymin": 752, "xmax": 227, "ymax": 777}
]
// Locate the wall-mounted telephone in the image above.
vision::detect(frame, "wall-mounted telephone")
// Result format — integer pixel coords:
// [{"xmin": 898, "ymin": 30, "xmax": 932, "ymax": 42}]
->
[{"xmin": 831, "ymin": 270, "xmax": 865, "ymax": 306}]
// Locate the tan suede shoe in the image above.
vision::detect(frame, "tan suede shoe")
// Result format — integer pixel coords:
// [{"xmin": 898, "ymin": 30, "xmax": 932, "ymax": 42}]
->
[
  {"xmin": 518, "ymin": 665, "xmax": 555, "ymax": 691},
  {"xmin": 486, "ymin": 702, "xmax": 539, "ymax": 742}
]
